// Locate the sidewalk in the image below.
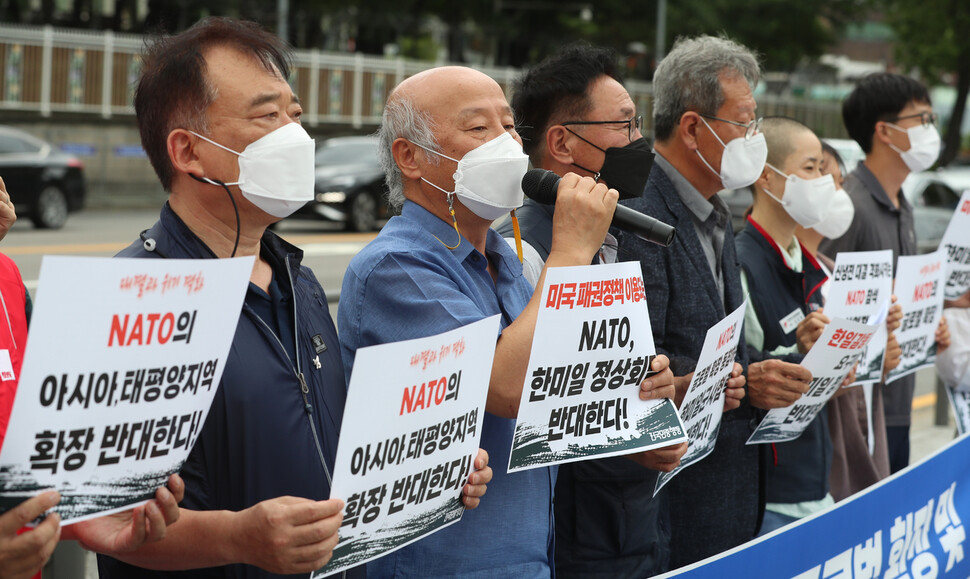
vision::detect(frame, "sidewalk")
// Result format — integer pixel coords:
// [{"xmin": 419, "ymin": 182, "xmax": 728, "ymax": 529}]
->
[{"xmin": 912, "ymin": 366, "xmax": 959, "ymax": 463}]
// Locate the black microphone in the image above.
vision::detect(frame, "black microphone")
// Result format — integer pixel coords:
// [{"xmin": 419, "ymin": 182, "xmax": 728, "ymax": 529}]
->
[{"xmin": 521, "ymin": 168, "xmax": 675, "ymax": 247}]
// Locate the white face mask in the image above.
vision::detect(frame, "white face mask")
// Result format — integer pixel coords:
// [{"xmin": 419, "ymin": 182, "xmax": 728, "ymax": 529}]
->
[
  {"xmin": 812, "ymin": 187, "xmax": 855, "ymax": 239},
  {"xmin": 886, "ymin": 122, "xmax": 940, "ymax": 173},
  {"xmin": 416, "ymin": 132, "xmax": 529, "ymax": 221},
  {"xmin": 696, "ymin": 117, "xmax": 768, "ymax": 189},
  {"xmin": 190, "ymin": 123, "xmax": 316, "ymax": 218},
  {"xmin": 763, "ymin": 164, "xmax": 838, "ymax": 228}
]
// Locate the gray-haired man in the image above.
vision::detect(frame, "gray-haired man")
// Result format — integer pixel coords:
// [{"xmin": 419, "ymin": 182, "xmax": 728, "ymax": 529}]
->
[{"xmin": 617, "ymin": 35, "xmax": 813, "ymax": 567}]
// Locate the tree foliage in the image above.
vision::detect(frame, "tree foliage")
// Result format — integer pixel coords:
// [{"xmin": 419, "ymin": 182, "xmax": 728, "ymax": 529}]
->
[
  {"xmin": 878, "ymin": 0, "xmax": 970, "ymax": 164},
  {"xmin": 6, "ymin": 0, "xmax": 865, "ymax": 75}
]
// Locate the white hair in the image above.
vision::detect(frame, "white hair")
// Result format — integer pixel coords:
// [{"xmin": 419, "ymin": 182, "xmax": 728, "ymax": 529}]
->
[{"xmin": 378, "ymin": 95, "xmax": 441, "ymax": 210}]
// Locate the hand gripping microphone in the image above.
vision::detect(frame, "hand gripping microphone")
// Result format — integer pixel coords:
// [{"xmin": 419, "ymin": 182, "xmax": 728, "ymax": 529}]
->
[{"xmin": 521, "ymin": 169, "xmax": 675, "ymax": 247}]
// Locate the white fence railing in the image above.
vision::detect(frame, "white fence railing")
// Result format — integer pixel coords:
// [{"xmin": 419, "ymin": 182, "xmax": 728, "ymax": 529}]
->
[{"xmin": 0, "ymin": 23, "xmax": 847, "ymax": 137}]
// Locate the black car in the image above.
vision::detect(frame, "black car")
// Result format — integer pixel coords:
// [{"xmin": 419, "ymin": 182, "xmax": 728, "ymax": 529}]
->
[
  {"xmin": 0, "ymin": 125, "xmax": 86, "ymax": 229},
  {"xmin": 292, "ymin": 135, "xmax": 390, "ymax": 231}
]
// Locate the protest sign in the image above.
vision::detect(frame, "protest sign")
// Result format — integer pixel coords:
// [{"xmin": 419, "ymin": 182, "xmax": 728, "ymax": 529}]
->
[
  {"xmin": 313, "ymin": 315, "xmax": 498, "ymax": 578},
  {"xmin": 656, "ymin": 432, "xmax": 970, "ymax": 579},
  {"xmin": 825, "ymin": 250, "xmax": 894, "ymax": 385},
  {"xmin": 946, "ymin": 386, "xmax": 970, "ymax": 436},
  {"xmin": 0, "ymin": 255, "xmax": 252, "ymax": 523},
  {"xmin": 508, "ymin": 262, "xmax": 685, "ymax": 473},
  {"xmin": 941, "ymin": 190, "xmax": 970, "ymax": 299},
  {"xmin": 655, "ymin": 301, "xmax": 745, "ymax": 495},
  {"xmin": 886, "ymin": 250, "xmax": 946, "ymax": 384},
  {"xmin": 748, "ymin": 317, "xmax": 877, "ymax": 445}
]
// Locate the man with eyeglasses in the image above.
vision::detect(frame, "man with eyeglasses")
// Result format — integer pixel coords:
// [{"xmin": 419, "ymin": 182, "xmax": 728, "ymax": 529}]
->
[
  {"xmin": 615, "ymin": 35, "xmax": 815, "ymax": 568},
  {"xmin": 496, "ymin": 43, "xmax": 688, "ymax": 578},
  {"xmin": 496, "ymin": 44, "xmax": 655, "ymax": 285},
  {"xmin": 821, "ymin": 72, "xmax": 951, "ymax": 478}
]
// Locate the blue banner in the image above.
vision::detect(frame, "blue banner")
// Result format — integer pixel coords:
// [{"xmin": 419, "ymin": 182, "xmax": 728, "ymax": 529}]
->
[{"xmin": 659, "ymin": 434, "xmax": 970, "ymax": 578}]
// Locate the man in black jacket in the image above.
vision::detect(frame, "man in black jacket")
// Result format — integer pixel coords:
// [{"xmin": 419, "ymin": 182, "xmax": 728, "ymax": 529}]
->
[{"xmin": 497, "ymin": 43, "xmax": 688, "ymax": 578}]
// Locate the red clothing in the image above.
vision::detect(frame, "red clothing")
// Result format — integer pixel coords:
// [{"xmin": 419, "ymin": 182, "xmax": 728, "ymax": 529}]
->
[{"xmin": 0, "ymin": 251, "xmax": 28, "ymax": 452}]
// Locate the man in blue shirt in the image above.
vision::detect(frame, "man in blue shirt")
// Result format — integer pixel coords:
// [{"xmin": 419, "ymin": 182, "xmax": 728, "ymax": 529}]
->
[
  {"xmin": 97, "ymin": 18, "xmax": 491, "ymax": 579},
  {"xmin": 339, "ymin": 65, "xmax": 677, "ymax": 577}
]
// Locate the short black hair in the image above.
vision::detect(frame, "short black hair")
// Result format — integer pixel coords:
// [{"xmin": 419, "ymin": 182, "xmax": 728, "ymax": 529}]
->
[
  {"xmin": 136, "ymin": 17, "xmax": 292, "ymax": 190},
  {"xmin": 511, "ymin": 42, "xmax": 623, "ymax": 163},
  {"xmin": 842, "ymin": 72, "xmax": 931, "ymax": 154}
]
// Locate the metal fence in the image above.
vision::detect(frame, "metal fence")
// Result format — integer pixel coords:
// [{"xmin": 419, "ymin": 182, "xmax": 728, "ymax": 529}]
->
[
  {"xmin": 0, "ymin": 23, "xmax": 848, "ymax": 138},
  {"xmin": 0, "ymin": 23, "xmax": 519, "ymax": 129}
]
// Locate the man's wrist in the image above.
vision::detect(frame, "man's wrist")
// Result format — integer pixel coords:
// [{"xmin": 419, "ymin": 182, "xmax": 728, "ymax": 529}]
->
[
  {"xmin": 545, "ymin": 247, "xmax": 592, "ymax": 268},
  {"xmin": 213, "ymin": 509, "xmax": 247, "ymax": 567}
]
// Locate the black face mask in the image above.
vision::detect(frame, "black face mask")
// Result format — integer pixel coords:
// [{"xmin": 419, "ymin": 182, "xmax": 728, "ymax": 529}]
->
[{"xmin": 571, "ymin": 136, "xmax": 655, "ymax": 199}]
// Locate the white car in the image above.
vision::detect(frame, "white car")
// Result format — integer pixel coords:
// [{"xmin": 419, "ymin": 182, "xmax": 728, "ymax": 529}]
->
[
  {"xmin": 901, "ymin": 171, "xmax": 960, "ymax": 254},
  {"xmin": 936, "ymin": 165, "xmax": 970, "ymax": 196},
  {"xmin": 823, "ymin": 138, "xmax": 865, "ymax": 173}
]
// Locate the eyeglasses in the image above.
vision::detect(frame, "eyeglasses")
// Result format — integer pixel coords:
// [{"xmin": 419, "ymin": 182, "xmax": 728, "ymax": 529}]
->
[
  {"xmin": 700, "ymin": 114, "xmax": 763, "ymax": 140},
  {"xmin": 561, "ymin": 115, "xmax": 643, "ymax": 142},
  {"xmin": 887, "ymin": 111, "xmax": 938, "ymax": 128}
]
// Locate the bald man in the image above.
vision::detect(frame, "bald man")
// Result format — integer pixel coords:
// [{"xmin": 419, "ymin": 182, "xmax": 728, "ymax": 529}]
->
[
  {"xmin": 338, "ymin": 66, "xmax": 678, "ymax": 577},
  {"xmin": 98, "ymin": 20, "xmax": 492, "ymax": 579}
]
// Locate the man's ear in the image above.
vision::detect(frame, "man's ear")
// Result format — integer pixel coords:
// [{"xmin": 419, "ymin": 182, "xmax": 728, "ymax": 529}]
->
[
  {"xmin": 679, "ymin": 112, "xmax": 702, "ymax": 151},
  {"xmin": 872, "ymin": 121, "xmax": 894, "ymax": 148},
  {"xmin": 392, "ymin": 138, "xmax": 422, "ymax": 180},
  {"xmin": 546, "ymin": 125, "xmax": 574, "ymax": 165},
  {"xmin": 168, "ymin": 129, "xmax": 204, "ymax": 178},
  {"xmin": 754, "ymin": 166, "xmax": 772, "ymax": 196}
]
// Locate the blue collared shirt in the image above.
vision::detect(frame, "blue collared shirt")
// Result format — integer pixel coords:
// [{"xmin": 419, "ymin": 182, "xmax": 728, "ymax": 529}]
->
[{"xmin": 339, "ymin": 201, "xmax": 556, "ymax": 578}]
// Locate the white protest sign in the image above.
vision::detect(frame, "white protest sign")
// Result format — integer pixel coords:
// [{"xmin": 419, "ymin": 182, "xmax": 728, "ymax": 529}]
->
[
  {"xmin": 0, "ymin": 255, "xmax": 252, "ymax": 524},
  {"xmin": 825, "ymin": 250, "xmax": 894, "ymax": 385},
  {"xmin": 655, "ymin": 301, "xmax": 745, "ymax": 495},
  {"xmin": 748, "ymin": 317, "xmax": 877, "ymax": 445},
  {"xmin": 886, "ymin": 250, "xmax": 946, "ymax": 383},
  {"xmin": 313, "ymin": 316, "xmax": 498, "ymax": 578},
  {"xmin": 507, "ymin": 262, "xmax": 685, "ymax": 473},
  {"xmin": 940, "ymin": 190, "xmax": 970, "ymax": 299},
  {"xmin": 946, "ymin": 385, "xmax": 970, "ymax": 436}
]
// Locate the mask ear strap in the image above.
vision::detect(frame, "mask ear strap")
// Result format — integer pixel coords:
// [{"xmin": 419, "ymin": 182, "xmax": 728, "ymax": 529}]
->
[
  {"xmin": 695, "ymin": 148, "xmax": 721, "ymax": 181},
  {"xmin": 189, "ymin": 173, "xmax": 241, "ymax": 258},
  {"xmin": 190, "ymin": 131, "xmax": 244, "ymax": 156},
  {"xmin": 563, "ymin": 126, "xmax": 607, "ymax": 153},
  {"xmin": 433, "ymin": 193, "xmax": 462, "ymax": 251},
  {"xmin": 698, "ymin": 116, "xmax": 728, "ymax": 148}
]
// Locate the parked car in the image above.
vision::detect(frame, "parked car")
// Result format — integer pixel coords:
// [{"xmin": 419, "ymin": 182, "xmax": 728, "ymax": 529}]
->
[
  {"xmin": 290, "ymin": 135, "xmax": 391, "ymax": 231},
  {"xmin": 902, "ymin": 171, "xmax": 960, "ymax": 253},
  {"xmin": 0, "ymin": 125, "xmax": 86, "ymax": 229},
  {"xmin": 823, "ymin": 138, "xmax": 865, "ymax": 173},
  {"xmin": 936, "ymin": 165, "xmax": 970, "ymax": 196}
]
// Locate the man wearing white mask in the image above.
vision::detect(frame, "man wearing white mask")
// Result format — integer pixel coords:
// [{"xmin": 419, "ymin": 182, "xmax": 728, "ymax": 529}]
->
[
  {"xmin": 338, "ymin": 65, "xmax": 678, "ymax": 577},
  {"xmin": 98, "ymin": 19, "xmax": 493, "ymax": 578},
  {"xmin": 616, "ymin": 36, "xmax": 813, "ymax": 567},
  {"xmin": 821, "ymin": 72, "xmax": 951, "ymax": 475}
]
